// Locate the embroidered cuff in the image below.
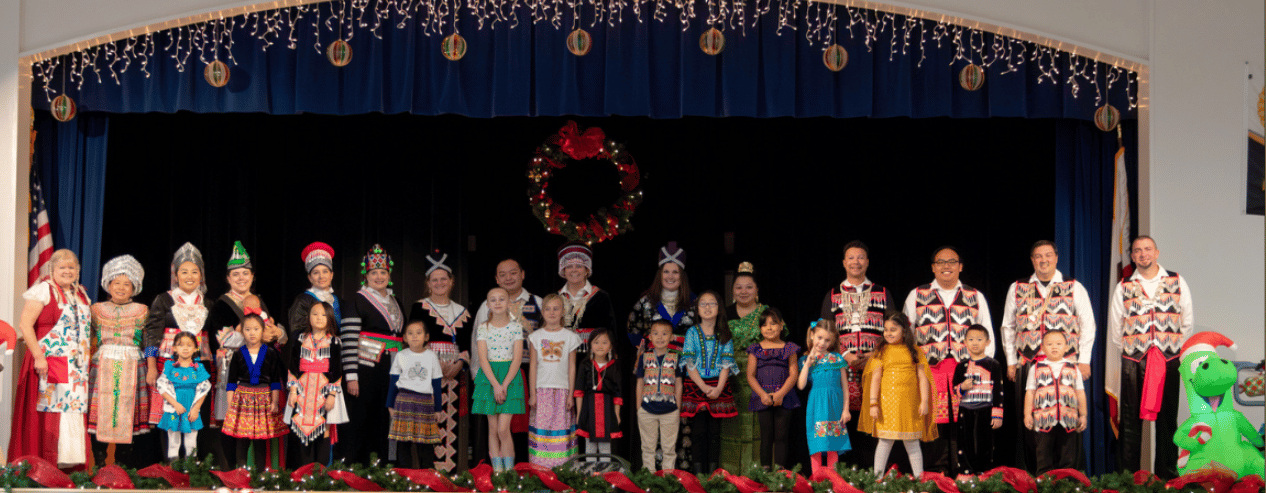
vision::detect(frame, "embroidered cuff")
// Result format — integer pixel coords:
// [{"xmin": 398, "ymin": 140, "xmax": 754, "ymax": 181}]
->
[
  {"xmin": 992, "ymin": 407, "xmax": 1004, "ymax": 420},
  {"xmin": 270, "ymin": 382, "xmax": 282, "ymax": 391},
  {"xmin": 613, "ymin": 397, "xmax": 624, "ymax": 406},
  {"xmin": 144, "ymin": 346, "xmax": 159, "ymax": 358},
  {"xmin": 324, "ymin": 383, "xmax": 342, "ymax": 395},
  {"xmin": 226, "ymin": 383, "xmax": 238, "ymax": 392},
  {"xmin": 287, "ymin": 380, "xmax": 301, "ymax": 390}
]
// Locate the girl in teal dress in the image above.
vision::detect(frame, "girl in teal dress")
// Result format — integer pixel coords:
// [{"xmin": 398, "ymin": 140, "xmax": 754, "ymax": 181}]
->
[
  {"xmin": 156, "ymin": 332, "xmax": 212, "ymax": 461},
  {"xmin": 797, "ymin": 319, "xmax": 850, "ymax": 475}
]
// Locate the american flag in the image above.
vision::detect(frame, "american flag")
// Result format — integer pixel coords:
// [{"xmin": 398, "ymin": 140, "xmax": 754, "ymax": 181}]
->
[{"xmin": 28, "ymin": 136, "xmax": 52, "ymax": 287}]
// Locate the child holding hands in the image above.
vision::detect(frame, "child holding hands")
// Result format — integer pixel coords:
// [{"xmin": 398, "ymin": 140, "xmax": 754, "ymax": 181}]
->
[
  {"xmin": 747, "ymin": 307, "xmax": 800, "ymax": 470},
  {"xmin": 156, "ymin": 332, "xmax": 212, "ymax": 461},
  {"xmin": 473, "ymin": 288, "xmax": 526, "ymax": 472}
]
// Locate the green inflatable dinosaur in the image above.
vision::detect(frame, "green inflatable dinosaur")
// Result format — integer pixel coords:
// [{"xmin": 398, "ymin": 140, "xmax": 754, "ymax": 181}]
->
[{"xmin": 1174, "ymin": 332, "xmax": 1265, "ymax": 478}]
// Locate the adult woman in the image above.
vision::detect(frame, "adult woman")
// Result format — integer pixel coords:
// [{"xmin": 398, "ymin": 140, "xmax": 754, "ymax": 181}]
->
[
  {"xmin": 144, "ymin": 243, "xmax": 217, "ymax": 461},
  {"xmin": 720, "ymin": 262, "xmax": 768, "ymax": 473},
  {"xmin": 202, "ymin": 241, "xmax": 282, "ymax": 468},
  {"xmin": 556, "ymin": 242, "xmax": 618, "ymax": 351},
  {"xmin": 626, "ymin": 241, "xmax": 696, "ymax": 470},
  {"xmin": 288, "ymin": 242, "xmax": 343, "ymax": 336},
  {"xmin": 408, "ymin": 252, "xmax": 472, "ymax": 472},
  {"xmin": 341, "ymin": 244, "xmax": 406, "ymax": 465},
  {"xmin": 8, "ymin": 249, "xmax": 93, "ymax": 467},
  {"xmin": 88, "ymin": 255, "xmax": 150, "ymax": 467}
]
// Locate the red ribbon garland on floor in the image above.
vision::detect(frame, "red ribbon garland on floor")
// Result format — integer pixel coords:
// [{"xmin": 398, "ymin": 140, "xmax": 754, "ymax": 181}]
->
[
  {"xmin": 289, "ymin": 462, "xmax": 326, "ymax": 483},
  {"xmin": 395, "ymin": 468, "xmax": 473, "ymax": 492},
  {"xmin": 1228, "ymin": 474, "xmax": 1266, "ymax": 493},
  {"xmin": 919, "ymin": 471, "xmax": 959, "ymax": 493},
  {"xmin": 980, "ymin": 466, "xmax": 1036, "ymax": 493},
  {"xmin": 603, "ymin": 470, "xmax": 649, "ymax": 493},
  {"xmin": 91, "ymin": 464, "xmax": 135, "ymax": 489},
  {"xmin": 326, "ymin": 470, "xmax": 384, "ymax": 491},
  {"xmin": 810, "ymin": 467, "xmax": 863, "ymax": 493},
  {"xmin": 1165, "ymin": 468, "xmax": 1238, "ymax": 492},
  {"xmin": 657, "ymin": 469, "xmax": 707, "ymax": 493},
  {"xmin": 709, "ymin": 468, "xmax": 768, "ymax": 493},
  {"xmin": 10, "ymin": 456, "xmax": 74, "ymax": 489},
  {"xmin": 469, "ymin": 463, "xmax": 495, "ymax": 492},
  {"xmin": 1040, "ymin": 468, "xmax": 1091, "ymax": 487},
  {"xmin": 210, "ymin": 467, "xmax": 253, "ymax": 489},
  {"xmin": 1133, "ymin": 470, "xmax": 1158, "ymax": 486},
  {"xmin": 512, "ymin": 463, "xmax": 572, "ymax": 491},
  {"xmin": 777, "ymin": 469, "xmax": 814, "ymax": 493},
  {"xmin": 136, "ymin": 463, "xmax": 190, "ymax": 488}
]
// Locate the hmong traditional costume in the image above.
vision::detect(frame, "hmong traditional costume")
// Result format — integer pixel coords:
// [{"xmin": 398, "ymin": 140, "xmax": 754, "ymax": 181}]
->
[
  {"xmin": 904, "ymin": 282, "xmax": 993, "ymax": 423},
  {"xmin": 8, "ymin": 279, "xmax": 93, "ymax": 466},
  {"xmin": 144, "ymin": 290, "xmax": 214, "ymax": 424},
  {"xmin": 283, "ymin": 332, "xmax": 347, "ymax": 449},
  {"xmin": 800, "ymin": 352, "xmax": 852, "ymax": 454},
  {"xmin": 635, "ymin": 350, "xmax": 683, "ymax": 470},
  {"xmin": 628, "ymin": 293, "xmax": 697, "ymax": 352},
  {"xmin": 387, "ymin": 348, "xmax": 443, "ymax": 453},
  {"xmin": 679, "ymin": 325, "xmax": 737, "ymax": 418},
  {"xmin": 204, "ymin": 293, "xmax": 275, "ymax": 423},
  {"xmin": 88, "ymin": 301, "xmax": 151, "ymax": 443},
  {"xmin": 718, "ymin": 304, "xmax": 764, "ymax": 472},
  {"xmin": 340, "ymin": 284, "xmax": 404, "ymax": 464},
  {"xmin": 574, "ymin": 356, "xmax": 623, "ymax": 442},
  {"xmin": 408, "ymin": 297, "xmax": 471, "ymax": 472},
  {"xmin": 559, "ymin": 282, "xmax": 617, "ymax": 354},
  {"xmin": 1106, "ymin": 266, "xmax": 1192, "ymax": 478},
  {"xmin": 952, "ymin": 356, "xmax": 1004, "ymax": 474},
  {"xmin": 1025, "ymin": 359, "xmax": 1083, "ymax": 473},
  {"xmin": 223, "ymin": 345, "xmax": 288, "ymax": 440},
  {"xmin": 820, "ymin": 279, "xmax": 892, "ymax": 412}
]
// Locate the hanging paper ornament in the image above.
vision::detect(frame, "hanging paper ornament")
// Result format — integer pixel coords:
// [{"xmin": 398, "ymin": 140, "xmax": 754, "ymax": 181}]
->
[
  {"xmin": 959, "ymin": 63, "xmax": 985, "ymax": 91},
  {"xmin": 442, "ymin": 33, "xmax": 467, "ymax": 61},
  {"xmin": 204, "ymin": 60, "xmax": 230, "ymax": 87},
  {"xmin": 823, "ymin": 44, "xmax": 848, "ymax": 72},
  {"xmin": 567, "ymin": 29, "xmax": 592, "ymax": 56},
  {"xmin": 1095, "ymin": 104, "xmax": 1120, "ymax": 132},
  {"xmin": 699, "ymin": 27, "xmax": 725, "ymax": 56},
  {"xmin": 327, "ymin": 39, "xmax": 353, "ymax": 67},
  {"xmin": 50, "ymin": 94, "xmax": 76, "ymax": 122}
]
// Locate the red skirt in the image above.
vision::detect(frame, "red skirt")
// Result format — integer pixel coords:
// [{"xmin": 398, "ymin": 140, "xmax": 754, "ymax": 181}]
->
[
  {"xmin": 680, "ymin": 377, "xmax": 737, "ymax": 418},
  {"xmin": 223, "ymin": 385, "xmax": 288, "ymax": 439}
]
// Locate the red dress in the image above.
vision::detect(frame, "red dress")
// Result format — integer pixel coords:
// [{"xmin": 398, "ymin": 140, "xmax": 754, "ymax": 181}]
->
[{"xmin": 8, "ymin": 280, "xmax": 93, "ymax": 467}]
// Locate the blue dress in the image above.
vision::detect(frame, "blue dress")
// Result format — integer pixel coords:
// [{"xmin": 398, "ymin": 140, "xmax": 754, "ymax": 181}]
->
[
  {"xmin": 800, "ymin": 352, "xmax": 851, "ymax": 455},
  {"xmin": 156, "ymin": 361, "xmax": 211, "ymax": 434}
]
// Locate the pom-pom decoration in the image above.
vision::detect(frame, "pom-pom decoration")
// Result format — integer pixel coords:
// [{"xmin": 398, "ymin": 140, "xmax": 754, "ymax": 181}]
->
[
  {"xmin": 51, "ymin": 94, "xmax": 76, "ymax": 122},
  {"xmin": 442, "ymin": 33, "xmax": 467, "ymax": 61},
  {"xmin": 567, "ymin": 29, "xmax": 593, "ymax": 56},
  {"xmin": 700, "ymin": 27, "xmax": 725, "ymax": 55},
  {"xmin": 958, "ymin": 63, "xmax": 985, "ymax": 91},
  {"xmin": 823, "ymin": 44, "xmax": 848, "ymax": 72},
  {"xmin": 1095, "ymin": 104, "xmax": 1120, "ymax": 132},
  {"xmin": 204, "ymin": 60, "xmax": 230, "ymax": 87}
]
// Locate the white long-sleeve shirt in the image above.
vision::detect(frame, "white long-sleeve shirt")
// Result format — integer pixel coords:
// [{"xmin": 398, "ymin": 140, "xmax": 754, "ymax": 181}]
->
[{"xmin": 1000, "ymin": 270, "xmax": 1096, "ymax": 365}]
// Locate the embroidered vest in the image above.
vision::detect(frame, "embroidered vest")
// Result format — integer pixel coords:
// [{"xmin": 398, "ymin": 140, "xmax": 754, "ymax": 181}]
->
[
  {"xmin": 830, "ymin": 283, "xmax": 889, "ymax": 354},
  {"xmin": 639, "ymin": 351, "xmax": 680, "ymax": 405},
  {"xmin": 1013, "ymin": 279, "xmax": 1081, "ymax": 364},
  {"xmin": 516, "ymin": 294, "xmax": 543, "ymax": 332},
  {"xmin": 1031, "ymin": 361, "xmax": 1080, "ymax": 432},
  {"xmin": 1119, "ymin": 271, "xmax": 1185, "ymax": 360},
  {"xmin": 912, "ymin": 284, "xmax": 984, "ymax": 364}
]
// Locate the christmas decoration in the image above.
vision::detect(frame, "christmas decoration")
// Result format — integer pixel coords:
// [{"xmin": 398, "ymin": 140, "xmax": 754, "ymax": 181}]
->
[
  {"xmin": 1095, "ymin": 104, "xmax": 1121, "ymax": 132},
  {"xmin": 699, "ymin": 27, "xmax": 725, "ymax": 55},
  {"xmin": 204, "ymin": 60, "xmax": 230, "ymax": 87},
  {"xmin": 823, "ymin": 44, "xmax": 848, "ymax": 72},
  {"xmin": 958, "ymin": 63, "xmax": 984, "ymax": 91},
  {"xmin": 527, "ymin": 120, "xmax": 642, "ymax": 244},
  {"xmin": 567, "ymin": 29, "xmax": 593, "ymax": 56},
  {"xmin": 327, "ymin": 39, "xmax": 353, "ymax": 67},
  {"xmin": 50, "ymin": 94, "xmax": 75, "ymax": 122},
  {"xmin": 442, "ymin": 33, "xmax": 467, "ymax": 61},
  {"xmin": 1175, "ymin": 332, "xmax": 1265, "ymax": 478}
]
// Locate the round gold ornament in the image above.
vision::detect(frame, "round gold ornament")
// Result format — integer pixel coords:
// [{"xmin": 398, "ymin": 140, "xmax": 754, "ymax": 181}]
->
[
  {"xmin": 327, "ymin": 39, "xmax": 353, "ymax": 67},
  {"xmin": 567, "ymin": 29, "xmax": 593, "ymax": 56},
  {"xmin": 699, "ymin": 27, "xmax": 725, "ymax": 56},
  {"xmin": 442, "ymin": 33, "xmax": 467, "ymax": 61},
  {"xmin": 1094, "ymin": 104, "xmax": 1120, "ymax": 132},
  {"xmin": 823, "ymin": 44, "xmax": 848, "ymax": 72},
  {"xmin": 958, "ymin": 63, "xmax": 985, "ymax": 91},
  {"xmin": 51, "ymin": 94, "xmax": 76, "ymax": 122},
  {"xmin": 204, "ymin": 60, "xmax": 230, "ymax": 87}
]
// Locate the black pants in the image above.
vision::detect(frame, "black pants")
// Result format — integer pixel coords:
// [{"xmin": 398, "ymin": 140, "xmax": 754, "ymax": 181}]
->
[
  {"xmin": 235, "ymin": 438, "xmax": 269, "ymax": 470},
  {"xmin": 757, "ymin": 407, "xmax": 790, "ymax": 468},
  {"xmin": 1010, "ymin": 363, "xmax": 1037, "ymax": 473},
  {"xmin": 956, "ymin": 407, "xmax": 996, "ymax": 475},
  {"xmin": 920, "ymin": 422, "xmax": 956, "ymax": 474},
  {"xmin": 393, "ymin": 441, "xmax": 436, "ymax": 469},
  {"xmin": 290, "ymin": 435, "xmax": 332, "ymax": 466},
  {"xmin": 691, "ymin": 412, "xmax": 722, "ymax": 468},
  {"xmin": 1119, "ymin": 355, "xmax": 1180, "ymax": 478},
  {"xmin": 1034, "ymin": 425, "xmax": 1080, "ymax": 474}
]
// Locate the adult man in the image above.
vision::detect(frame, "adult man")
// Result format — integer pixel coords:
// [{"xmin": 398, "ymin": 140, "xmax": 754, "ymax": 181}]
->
[
  {"xmin": 999, "ymin": 240, "xmax": 1095, "ymax": 472},
  {"xmin": 472, "ymin": 258, "xmax": 544, "ymax": 467},
  {"xmin": 820, "ymin": 240, "xmax": 894, "ymax": 467},
  {"xmin": 1107, "ymin": 236, "xmax": 1193, "ymax": 479},
  {"xmin": 903, "ymin": 245, "xmax": 994, "ymax": 474}
]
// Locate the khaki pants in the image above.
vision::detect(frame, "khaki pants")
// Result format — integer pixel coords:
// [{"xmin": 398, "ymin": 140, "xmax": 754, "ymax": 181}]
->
[{"xmin": 637, "ymin": 407, "xmax": 679, "ymax": 471}]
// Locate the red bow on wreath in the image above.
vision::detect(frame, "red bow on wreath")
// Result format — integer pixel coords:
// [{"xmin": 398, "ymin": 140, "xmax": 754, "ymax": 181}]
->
[{"xmin": 556, "ymin": 121, "xmax": 607, "ymax": 160}]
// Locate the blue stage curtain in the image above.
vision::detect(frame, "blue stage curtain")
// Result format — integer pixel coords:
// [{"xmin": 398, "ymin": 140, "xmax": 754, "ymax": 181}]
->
[
  {"xmin": 34, "ymin": 112, "xmax": 109, "ymax": 301},
  {"xmin": 1054, "ymin": 119, "xmax": 1138, "ymax": 476},
  {"xmin": 32, "ymin": 3, "xmax": 1137, "ymax": 121}
]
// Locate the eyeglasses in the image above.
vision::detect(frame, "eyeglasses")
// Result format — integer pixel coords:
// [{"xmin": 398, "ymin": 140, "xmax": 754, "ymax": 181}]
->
[
  {"xmin": 698, "ymin": 302, "xmax": 719, "ymax": 308},
  {"xmin": 933, "ymin": 259, "xmax": 960, "ymax": 267}
]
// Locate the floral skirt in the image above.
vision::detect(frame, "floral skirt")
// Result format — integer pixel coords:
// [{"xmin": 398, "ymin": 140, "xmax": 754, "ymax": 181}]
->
[{"xmin": 223, "ymin": 385, "xmax": 287, "ymax": 439}]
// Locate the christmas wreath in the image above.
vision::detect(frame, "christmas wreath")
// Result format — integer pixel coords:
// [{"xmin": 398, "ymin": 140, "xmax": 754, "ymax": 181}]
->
[{"xmin": 527, "ymin": 121, "xmax": 643, "ymax": 244}]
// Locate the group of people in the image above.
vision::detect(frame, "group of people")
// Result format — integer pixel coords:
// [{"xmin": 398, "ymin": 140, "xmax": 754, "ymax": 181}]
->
[{"xmin": 4, "ymin": 235, "xmax": 1193, "ymax": 480}]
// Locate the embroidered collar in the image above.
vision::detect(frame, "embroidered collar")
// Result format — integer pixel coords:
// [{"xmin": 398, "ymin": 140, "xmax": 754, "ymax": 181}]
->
[
  {"xmin": 240, "ymin": 345, "xmax": 266, "ymax": 385},
  {"xmin": 173, "ymin": 288, "xmax": 201, "ymax": 306},
  {"xmin": 308, "ymin": 286, "xmax": 335, "ymax": 304},
  {"xmin": 422, "ymin": 298, "xmax": 468, "ymax": 338},
  {"xmin": 360, "ymin": 286, "xmax": 403, "ymax": 334}
]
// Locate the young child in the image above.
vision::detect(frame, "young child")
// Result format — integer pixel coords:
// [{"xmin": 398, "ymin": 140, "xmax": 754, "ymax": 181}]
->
[
  {"xmin": 747, "ymin": 307, "xmax": 801, "ymax": 470},
  {"xmin": 679, "ymin": 291, "xmax": 736, "ymax": 474},
  {"xmin": 860, "ymin": 312, "xmax": 936, "ymax": 477},
  {"xmin": 473, "ymin": 287, "xmax": 526, "ymax": 472},
  {"xmin": 574, "ymin": 328, "xmax": 622, "ymax": 462},
  {"xmin": 387, "ymin": 321, "xmax": 443, "ymax": 468},
  {"xmin": 527, "ymin": 294, "xmax": 581, "ymax": 467},
  {"xmin": 283, "ymin": 301, "xmax": 347, "ymax": 466},
  {"xmin": 636, "ymin": 320, "xmax": 684, "ymax": 471},
  {"xmin": 1023, "ymin": 330, "xmax": 1086, "ymax": 474},
  {"xmin": 223, "ymin": 314, "xmax": 288, "ymax": 470},
  {"xmin": 242, "ymin": 294, "xmax": 286, "ymax": 346},
  {"xmin": 952, "ymin": 324, "xmax": 1004, "ymax": 475},
  {"xmin": 797, "ymin": 319, "xmax": 849, "ymax": 475},
  {"xmin": 156, "ymin": 332, "xmax": 212, "ymax": 462}
]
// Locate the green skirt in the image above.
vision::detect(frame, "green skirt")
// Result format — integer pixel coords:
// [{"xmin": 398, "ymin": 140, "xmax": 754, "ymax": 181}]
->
[
  {"xmin": 472, "ymin": 360, "xmax": 526, "ymax": 415},
  {"xmin": 720, "ymin": 352, "xmax": 761, "ymax": 472}
]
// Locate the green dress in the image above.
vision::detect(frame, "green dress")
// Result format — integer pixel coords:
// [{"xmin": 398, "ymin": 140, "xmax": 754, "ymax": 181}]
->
[{"xmin": 720, "ymin": 303, "xmax": 766, "ymax": 473}]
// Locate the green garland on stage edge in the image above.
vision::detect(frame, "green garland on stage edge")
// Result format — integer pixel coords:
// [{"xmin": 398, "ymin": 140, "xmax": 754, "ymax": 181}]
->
[
  {"xmin": 527, "ymin": 120, "xmax": 643, "ymax": 244},
  {"xmin": 0, "ymin": 455, "xmax": 1257, "ymax": 493}
]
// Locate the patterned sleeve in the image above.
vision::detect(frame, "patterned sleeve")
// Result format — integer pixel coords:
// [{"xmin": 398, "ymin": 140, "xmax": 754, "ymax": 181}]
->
[
  {"xmin": 194, "ymin": 365, "xmax": 213, "ymax": 402},
  {"xmin": 717, "ymin": 339, "xmax": 736, "ymax": 374},
  {"xmin": 339, "ymin": 296, "xmax": 362, "ymax": 381},
  {"xmin": 143, "ymin": 294, "xmax": 172, "ymax": 355},
  {"xmin": 678, "ymin": 327, "xmax": 700, "ymax": 371},
  {"xmin": 991, "ymin": 359, "xmax": 1005, "ymax": 419},
  {"xmin": 157, "ymin": 362, "xmax": 175, "ymax": 397},
  {"xmin": 745, "ymin": 342, "xmax": 762, "ymax": 356}
]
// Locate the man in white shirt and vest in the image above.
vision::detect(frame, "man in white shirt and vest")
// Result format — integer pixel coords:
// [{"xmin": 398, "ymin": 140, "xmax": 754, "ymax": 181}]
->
[
  {"xmin": 1106, "ymin": 236, "xmax": 1193, "ymax": 479},
  {"xmin": 1000, "ymin": 240, "xmax": 1096, "ymax": 473},
  {"xmin": 903, "ymin": 245, "xmax": 994, "ymax": 475}
]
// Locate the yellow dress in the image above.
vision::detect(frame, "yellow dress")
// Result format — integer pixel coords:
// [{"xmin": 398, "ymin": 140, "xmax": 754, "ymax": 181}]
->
[{"xmin": 857, "ymin": 345, "xmax": 938, "ymax": 441}]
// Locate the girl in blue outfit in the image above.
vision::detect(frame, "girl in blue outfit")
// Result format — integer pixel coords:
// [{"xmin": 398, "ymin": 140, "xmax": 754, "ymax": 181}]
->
[
  {"xmin": 156, "ymin": 332, "xmax": 212, "ymax": 461},
  {"xmin": 797, "ymin": 318, "xmax": 850, "ymax": 475}
]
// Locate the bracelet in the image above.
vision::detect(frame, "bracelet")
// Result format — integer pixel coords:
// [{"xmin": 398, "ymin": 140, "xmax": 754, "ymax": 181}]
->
[{"xmin": 870, "ymin": 403, "xmax": 880, "ymax": 407}]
